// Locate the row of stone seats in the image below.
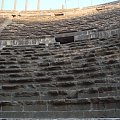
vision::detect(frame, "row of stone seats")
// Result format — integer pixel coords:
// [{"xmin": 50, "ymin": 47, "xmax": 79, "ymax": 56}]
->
[
  {"xmin": 0, "ymin": 3, "xmax": 120, "ymax": 41},
  {"xmin": 0, "ymin": 33, "xmax": 120, "ymax": 118}
]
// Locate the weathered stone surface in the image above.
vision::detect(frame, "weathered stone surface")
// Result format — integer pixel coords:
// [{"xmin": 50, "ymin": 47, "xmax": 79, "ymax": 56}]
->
[
  {"xmin": 0, "ymin": 1, "xmax": 120, "ymax": 119},
  {"xmin": 56, "ymin": 75, "xmax": 74, "ymax": 81}
]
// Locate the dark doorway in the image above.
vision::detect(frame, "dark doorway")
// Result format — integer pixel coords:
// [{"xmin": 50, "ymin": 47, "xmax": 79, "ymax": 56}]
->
[{"xmin": 55, "ymin": 36, "xmax": 74, "ymax": 44}]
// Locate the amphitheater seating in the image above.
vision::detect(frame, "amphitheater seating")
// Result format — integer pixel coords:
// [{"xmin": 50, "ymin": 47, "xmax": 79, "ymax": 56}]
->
[
  {"xmin": 0, "ymin": 1, "xmax": 120, "ymax": 41},
  {"xmin": 0, "ymin": 33, "xmax": 120, "ymax": 118},
  {"xmin": 0, "ymin": 0, "xmax": 120, "ymax": 119}
]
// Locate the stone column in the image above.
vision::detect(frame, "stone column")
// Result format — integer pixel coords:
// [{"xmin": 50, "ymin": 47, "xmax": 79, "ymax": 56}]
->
[
  {"xmin": 78, "ymin": 0, "xmax": 79, "ymax": 8},
  {"xmin": 65, "ymin": 0, "xmax": 67, "ymax": 8},
  {"xmin": 1, "ymin": 0, "xmax": 4, "ymax": 10},
  {"xmin": 37, "ymin": 0, "xmax": 40, "ymax": 10},
  {"xmin": 14, "ymin": 0, "xmax": 17, "ymax": 10},
  {"xmin": 25, "ymin": 0, "xmax": 28, "ymax": 11}
]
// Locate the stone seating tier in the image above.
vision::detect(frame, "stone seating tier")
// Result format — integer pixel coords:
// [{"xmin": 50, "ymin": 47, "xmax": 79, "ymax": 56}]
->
[
  {"xmin": 0, "ymin": 0, "xmax": 120, "ymax": 119},
  {"xmin": 0, "ymin": 34, "xmax": 120, "ymax": 118},
  {"xmin": 0, "ymin": 8, "xmax": 119, "ymax": 41}
]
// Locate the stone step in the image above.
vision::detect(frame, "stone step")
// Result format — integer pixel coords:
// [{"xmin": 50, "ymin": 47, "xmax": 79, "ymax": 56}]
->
[
  {"xmin": 0, "ymin": 109, "xmax": 119, "ymax": 118},
  {"xmin": 0, "ymin": 97, "xmax": 120, "ymax": 113},
  {"xmin": 0, "ymin": 85, "xmax": 120, "ymax": 101},
  {"xmin": 0, "ymin": 117, "xmax": 119, "ymax": 120},
  {"xmin": 0, "ymin": 69, "xmax": 22, "ymax": 74}
]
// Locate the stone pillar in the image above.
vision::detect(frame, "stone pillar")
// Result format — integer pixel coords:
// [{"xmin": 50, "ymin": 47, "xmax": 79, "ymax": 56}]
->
[
  {"xmin": 1, "ymin": 0, "xmax": 4, "ymax": 10},
  {"xmin": 14, "ymin": 0, "xmax": 17, "ymax": 10},
  {"xmin": 65, "ymin": 0, "xmax": 67, "ymax": 8},
  {"xmin": 25, "ymin": 0, "xmax": 28, "ymax": 11},
  {"xmin": 37, "ymin": 0, "xmax": 40, "ymax": 10},
  {"xmin": 78, "ymin": 0, "xmax": 79, "ymax": 8}
]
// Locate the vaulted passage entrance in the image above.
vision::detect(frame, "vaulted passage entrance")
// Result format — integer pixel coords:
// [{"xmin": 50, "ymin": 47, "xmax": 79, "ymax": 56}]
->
[{"xmin": 55, "ymin": 36, "xmax": 74, "ymax": 44}]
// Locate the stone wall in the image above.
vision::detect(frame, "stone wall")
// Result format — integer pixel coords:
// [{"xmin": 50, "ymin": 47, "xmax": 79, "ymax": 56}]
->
[
  {"xmin": 0, "ymin": 35, "xmax": 120, "ymax": 118},
  {"xmin": 75, "ymin": 28, "xmax": 120, "ymax": 41},
  {"xmin": 0, "ymin": 36, "xmax": 55, "ymax": 49}
]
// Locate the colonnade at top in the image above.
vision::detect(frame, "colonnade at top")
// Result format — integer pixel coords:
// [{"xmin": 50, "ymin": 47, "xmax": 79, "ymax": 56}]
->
[{"xmin": 1, "ymin": 0, "xmax": 40, "ymax": 11}]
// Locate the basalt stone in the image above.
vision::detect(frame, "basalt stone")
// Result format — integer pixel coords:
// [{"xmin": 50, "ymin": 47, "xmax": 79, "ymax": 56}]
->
[
  {"xmin": 73, "ymin": 55, "xmax": 83, "ymax": 60},
  {"xmin": 78, "ymin": 80, "xmax": 95, "ymax": 86},
  {"xmin": 94, "ymin": 79, "xmax": 107, "ymax": 83},
  {"xmin": 0, "ymin": 101, "xmax": 15, "ymax": 106},
  {"xmin": 0, "ymin": 65, "xmax": 6, "ymax": 69},
  {"xmin": 83, "ymin": 67, "xmax": 97, "ymax": 73},
  {"xmin": 9, "ymin": 58, "xmax": 17, "ymax": 61},
  {"xmin": 71, "ymin": 68, "xmax": 83, "ymax": 74},
  {"xmin": 105, "ymin": 59, "xmax": 118, "ymax": 64},
  {"xmin": 35, "ymin": 77, "xmax": 52, "ymax": 82},
  {"xmin": 0, "ymin": 92, "xmax": 11, "ymax": 101},
  {"xmin": 99, "ymin": 97, "xmax": 119, "ymax": 103},
  {"xmin": 87, "ymin": 88, "xmax": 98, "ymax": 94},
  {"xmin": 51, "ymin": 61, "xmax": 71, "ymax": 66},
  {"xmin": 31, "ymin": 56, "xmax": 39, "ymax": 60},
  {"xmin": 8, "ymin": 65, "xmax": 20, "ymax": 68},
  {"xmin": 42, "ymin": 66, "xmax": 62, "ymax": 71},
  {"xmin": 0, "ymin": 61, "xmax": 17, "ymax": 65},
  {"xmin": 56, "ymin": 82, "xmax": 76, "ymax": 87},
  {"xmin": 88, "ymin": 72, "xmax": 106, "ymax": 78},
  {"xmin": 24, "ymin": 100, "xmax": 46, "ymax": 105},
  {"xmin": 8, "ymin": 78, "xmax": 33, "ymax": 83},
  {"xmin": 67, "ymin": 91, "xmax": 78, "ymax": 99},
  {"xmin": 18, "ymin": 60, "xmax": 30, "ymax": 64},
  {"xmin": 86, "ymin": 57, "xmax": 96, "ymax": 62},
  {"xmin": 50, "ymin": 99, "xmax": 66, "ymax": 106},
  {"xmin": 1, "ymin": 52, "xmax": 12, "ymax": 55},
  {"xmin": 9, "ymin": 73, "xmax": 23, "ymax": 78},
  {"xmin": 34, "ymin": 52, "xmax": 50, "ymax": 56},
  {"xmin": 24, "ymin": 101, "xmax": 47, "ymax": 111},
  {"xmin": 1, "ymin": 101, "xmax": 23, "ymax": 111},
  {"xmin": 81, "ymin": 63, "xmax": 89, "ymax": 68},
  {"xmin": 0, "ymin": 58, "xmax": 6, "ymax": 61},
  {"xmin": 103, "ymin": 51, "xmax": 115, "ymax": 56},
  {"xmin": 87, "ymin": 53, "xmax": 95, "ymax": 57},
  {"xmin": 2, "ymin": 85, "xmax": 20, "ymax": 90},
  {"xmin": 50, "ymin": 98, "xmax": 90, "ymax": 106},
  {"xmin": 14, "ymin": 92, "xmax": 39, "ymax": 97},
  {"xmin": 48, "ymin": 90, "xmax": 67, "ymax": 96},
  {"xmin": 90, "ymin": 97, "xmax": 120, "ymax": 104},
  {"xmin": 98, "ymin": 86, "xmax": 115, "ymax": 93},
  {"xmin": 24, "ymin": 54, "xmax": 32, "ymax": 57},
  {"xmin": 0, "ymin": 69, "xmax": 22, "ymax": 74},
  {"xmin": 34, "ymin": 72, "xmax": 46, "ymax": 77},
  {"xmin": 56, "ymin": 75, "xmax": 74, "ymax": 81},
  {"xmin": 54, "ymin": 54, "xmax": 64, "ymax": 58},
  {"xmin": 39, "ymin": 62, "xmax": 50, "ymax": 67},
  {"xmin": 24, "ymin": 51, "xmax": 34, "ymax": 54}
]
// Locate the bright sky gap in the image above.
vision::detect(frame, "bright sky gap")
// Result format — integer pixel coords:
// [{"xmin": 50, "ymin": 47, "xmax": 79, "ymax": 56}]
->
[{"xmin": 0, "ymin": 0, "xmax": 117, "ymax": 10}]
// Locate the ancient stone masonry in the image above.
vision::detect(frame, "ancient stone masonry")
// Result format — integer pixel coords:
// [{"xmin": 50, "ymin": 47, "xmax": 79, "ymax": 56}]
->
[
  {"xmin": 0, "ymin": 33, "xmax": 120, "ymax": 118},
  {"xmin": 0, "ymin": 1, "xmax": 119, "ymax": 44},
  {"xmin": 0, "ymin": 0, "xmax": 120, "ymax": 119}
]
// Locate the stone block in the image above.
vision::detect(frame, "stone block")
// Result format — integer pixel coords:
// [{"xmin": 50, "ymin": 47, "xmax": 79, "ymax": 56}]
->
[
  {"xmin": 1, "ymin": 101, "xmax": 23, "ymax": 112},
  {"xmin": 56, "ymin": 75, "xmax": 74, "ymax": 81},
  {"xmin": 32, "ymin": 111, "xmax": 84, "ymax": 118},
  {"xmin": 0, "ymin": 93, "xmax": 11, "ymax": 101},
  {"xmin": 84, "ymin": 110, "xmax": 117, "ymax": 118},
  {"xmin": 35, "ymin": 77, "xmax": 52, "ymax": 83},
  {"xmin": 24, "ymin": 101, "xmax": 47, "ymax": 111},
  {"xmin": 12, "ymin": 92, "xmax": 40, "ymax": 101}
]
